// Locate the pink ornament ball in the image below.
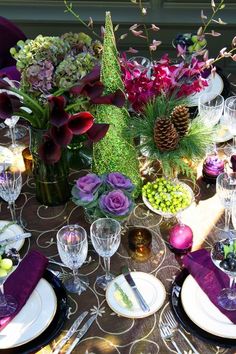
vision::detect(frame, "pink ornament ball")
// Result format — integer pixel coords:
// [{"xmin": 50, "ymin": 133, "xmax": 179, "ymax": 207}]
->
[{"xmin": 169, "ymin": 223, "xmax": 193, "ymax": 250}]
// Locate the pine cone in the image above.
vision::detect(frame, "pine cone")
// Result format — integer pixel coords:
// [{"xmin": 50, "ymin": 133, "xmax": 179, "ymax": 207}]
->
[
  {"xmin": 154, "ymin": 117, "xmax": 179, "ymax": 152},
  {"xmin": 170, "ymin": 105, "xmax": 190, "ymax": 137}
]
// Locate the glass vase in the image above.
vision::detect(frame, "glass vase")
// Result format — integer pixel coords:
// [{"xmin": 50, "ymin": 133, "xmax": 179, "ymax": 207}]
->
[{"xmin": 29, "ymin": 127, "xmax": 71, "ymax": 206}]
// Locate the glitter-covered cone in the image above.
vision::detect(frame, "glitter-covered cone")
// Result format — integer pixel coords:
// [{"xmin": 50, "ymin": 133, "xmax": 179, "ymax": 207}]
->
[{"xmin": 92, "ymin": 11, "xmax": 141, "ymax": 196}]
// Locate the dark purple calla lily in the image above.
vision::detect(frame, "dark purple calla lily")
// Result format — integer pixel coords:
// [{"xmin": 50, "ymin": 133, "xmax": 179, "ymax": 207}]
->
[
  {"xmin": 0, "ymin": 78, "xmax": 11, "ymax": 90},
  {"xmin": 38, "ymin": 137, "xmax": 62, "ymax": 164},
  {"xmin": 82, "ymin": 81, "xmax": 104, "ymax": 100},
  {"xmin": 81, "ymin": 65, "xmax": 100, "ymax": 84},
  {"xmin": 48, "ymin": 95, "xmax": 69, "ymax": 128},
  {"xmin": 86, "ymin": 123, "xmax": 109, "ymax": 142},
  {"xmin": 50, "ymin": 124, "xmax": 73, "ymax": 146},
  {"xmin": 70, "ymin": 84, "xmax": 84, "ymax": 96},
  {"xmin": 0, "ymin": 92, "xmax": 21, "ymax": 119},
  {"xmin": 68, "ymin": 111, "xmax": 94, "ymax": 135},
  {"xmin": 91, "ymin": 89, "xmax": 125, "ymax": 108}
]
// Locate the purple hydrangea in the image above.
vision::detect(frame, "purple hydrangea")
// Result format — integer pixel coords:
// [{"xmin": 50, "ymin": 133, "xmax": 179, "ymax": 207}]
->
[
  {"xmin": 99, "ymin": 189, "xmax": 132, "ymax": 216},
  {"xmin": 106, "ymin": 172, "xmax": 134, "ymax": 192}
]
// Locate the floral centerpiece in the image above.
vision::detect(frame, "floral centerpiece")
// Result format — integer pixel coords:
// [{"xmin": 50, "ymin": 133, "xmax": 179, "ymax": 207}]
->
[
  {"xmin": 71, "ymin": 172, "xmax": 135, "ymax": 222},
  {"xmin": 0, "ymin": 32, "xmax": 128, "ymax": 205}
]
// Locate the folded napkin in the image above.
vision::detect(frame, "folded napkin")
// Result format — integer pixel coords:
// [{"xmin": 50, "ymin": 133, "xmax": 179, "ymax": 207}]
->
[
  {"xmin": 183, "ymin": 249, "xmax": 236, "ymax": 324},
  {"xmin": 0, "ymin": 249, "xmax": 48, "ymax": 331}
]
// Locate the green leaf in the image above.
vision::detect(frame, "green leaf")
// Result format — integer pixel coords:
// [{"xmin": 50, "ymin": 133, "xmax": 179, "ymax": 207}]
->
[{"xmin": 114, "ymin": 282, "xmax": 133, "ymax": 309}]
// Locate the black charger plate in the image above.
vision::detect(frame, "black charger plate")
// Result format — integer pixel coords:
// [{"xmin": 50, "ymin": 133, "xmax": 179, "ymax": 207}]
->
[
  {"xmin": 1, "ymin": 269, "xmax": 68, "ymax": 354},
  {"xmin": 171, "ymin": 269, "xmax": 236, "ymax": 348}
]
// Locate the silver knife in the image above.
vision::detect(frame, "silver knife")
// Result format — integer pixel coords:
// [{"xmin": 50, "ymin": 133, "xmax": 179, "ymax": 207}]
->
[
  {"xmin": 52, "ymin": 311, "xmax": 88, "ymax": 354},
  {"xmin": 0, "ymin": 232, "xmax": 31, "ymax": 245},
  {"xmin": 65, "ymin": 315, "xmax": 97, "ymax": 354},
  {"xmin": 122, "ymin": 267, "xmax": 150, "ymax": 312}
]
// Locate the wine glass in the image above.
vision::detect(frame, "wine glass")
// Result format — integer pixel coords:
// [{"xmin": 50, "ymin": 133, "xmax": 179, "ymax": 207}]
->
[
  {"xmin": 198, "ymin": 93, "xmax": 224, "ymax": 128},
  {"xmin": 216, "ymin": 172, "xmax": 236, "ymax": 236},
  {"xmin": 0, "ymin": 168, "xmax": 22, "ymax": 223},
  {"xmin": 4, "ymin": 115, "xmax": 20, "ymax": 150},
  {"xmin": 0, "ymin": 252, "xmax": 20, "ymax": 318},
  {"xmin": 224, "ymin": 96, "xmax": 236, "ymax": 155},
  {"xmin": 56, "ymin": 224, "xmax": 89, "ymax": 294},
  {"xmin": 211, "ymin": 238, "xmax": 236, "ymax": 311},
  {"xmin": 90, "ymin": 218, "xmax": 121, "ymax": 290}
]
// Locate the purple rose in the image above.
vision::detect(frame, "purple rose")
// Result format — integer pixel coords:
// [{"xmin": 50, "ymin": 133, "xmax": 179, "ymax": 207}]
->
[
  {"xmin": 76, "ymin": 173, "xmax": 102, "ymax": 202},
  {"xmin": 106, "ymin": 172, "xmax": 134, "ymax": 191},
  {"xmin": 99, "ymin": 189, "xmax": 132, "ymax": 216}
]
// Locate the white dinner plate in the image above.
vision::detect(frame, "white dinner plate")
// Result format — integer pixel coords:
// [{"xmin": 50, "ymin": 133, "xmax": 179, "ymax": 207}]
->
[
  {"xmin": 0, "ymin": 220, "xmax": 25, "ymax": 251},
  {"xmin": 187, "ymin": 73, "xmax": 224, "ymax": 107},
  {"xmin": 0, "ymin": 146, "xmax": 13, "ymax": 165},
  {"xmin": 181, "ymin": 275, "xmax": 236, "ymax": 339},
  {"xmin": 0, "ymin": 278, "xmax": 57, "ymax": 348},
  {"xmin": 106, "ymin": 272, "xmax": 166, "ymax": 318}
]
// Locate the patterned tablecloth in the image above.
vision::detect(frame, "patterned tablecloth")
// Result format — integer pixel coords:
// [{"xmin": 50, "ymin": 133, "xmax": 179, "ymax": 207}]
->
[{"xmin": 1, "ymin": 74, "xmax": 236, "ymax": 353}]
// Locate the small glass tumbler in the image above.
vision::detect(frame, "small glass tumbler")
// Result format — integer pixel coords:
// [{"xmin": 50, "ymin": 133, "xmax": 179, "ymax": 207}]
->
[
  {"xmin": 128, "ymin": 227, "xmax": 152, "ymax": 262},
  {"xmin": 22, "ymin": 147, "xmax": 33, "ymax": 174}
]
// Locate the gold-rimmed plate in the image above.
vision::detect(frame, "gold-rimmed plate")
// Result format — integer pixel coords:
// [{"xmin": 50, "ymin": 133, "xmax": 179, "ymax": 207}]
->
[{"xmin": 0, "ymin": 278, "xmax": 57, "ymax": 348}]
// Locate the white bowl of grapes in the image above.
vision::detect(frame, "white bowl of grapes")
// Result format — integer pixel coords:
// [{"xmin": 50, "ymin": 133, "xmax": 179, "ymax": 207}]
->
[{"xmin": 142, "ymin": 177, "xmax": 194, "ymax": 219}]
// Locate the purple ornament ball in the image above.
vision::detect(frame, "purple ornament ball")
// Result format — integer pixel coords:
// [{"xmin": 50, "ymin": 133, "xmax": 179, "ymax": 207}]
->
[{"xmin": 169, "ymin": 223, "xmax": 193, "ymax": 250}]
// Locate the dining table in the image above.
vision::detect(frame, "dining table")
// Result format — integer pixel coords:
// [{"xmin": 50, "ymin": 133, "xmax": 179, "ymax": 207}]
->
[{"xmin": 0, "ymin": 72, "xmax": 236, "ymax": 354}]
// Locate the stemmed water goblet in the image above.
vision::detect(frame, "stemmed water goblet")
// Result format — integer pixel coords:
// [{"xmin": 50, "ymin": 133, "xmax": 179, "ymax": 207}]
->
[
  {"xmin": 216, "ymin": 172, "xmax": 236, "ymax": 237},
  {"xmin": 56, "ymin": 224, "xmax": 89, "ymax": 294},
  {"xmin": 0, "ymin": 167, "xmax": 22, "ymax": 223},
  {"xmin": 224, "ymin": 96, "xmax": 236, "ymax": 155},
  {"xmin": 90, "ymin": 218, "xmax": 121, "ymax": 290},
  {"xmin": 198, "ymin": 93, "xmax": 224, "ymax": 128},
  {"xmin": 0, "ymin": 250, "xmax": 20, "ymax": 318},
  {"xmin": 211, "ymin": 238, "xmax": 236, "ymax": 311}
]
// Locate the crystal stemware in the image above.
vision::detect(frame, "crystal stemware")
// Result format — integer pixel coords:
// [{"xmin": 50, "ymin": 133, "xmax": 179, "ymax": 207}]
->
[
  {"xmin": 0, "ymin": 168, "xmax": 22, "ymax": 223},
  {"xmin": 56, "ymin": 224, "xmax": 89, "ymax": 294},
  {"xmin": 0, "ymin": 249, "xmax": 20, "ymax": 317},
  {"xmin": 198, "ymin": 93, "xmax": 224, "ymax": 128},
  {"xmin": 211, "ymin": 238, "xmax": 236, "ymax": 311},
  {"xmin": 90, "ymin": 218, "xmax": 121, "ymax": 290},
  {"xmin": 224, "ymin": 96, "xmax": 236, "ymax": 155},
  {"xmin": 216, "ymin": 172, "xmax": 236, "ymax": 236}
]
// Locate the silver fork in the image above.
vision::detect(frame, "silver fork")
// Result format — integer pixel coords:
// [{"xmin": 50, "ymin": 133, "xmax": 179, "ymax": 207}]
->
[
  {"xmin": 164, "ymin": 311, "xmax": 199, "ymax": 354},
  {"xmin": 160, "ymin": 324, "xmax": 182, "ymax": 354}
]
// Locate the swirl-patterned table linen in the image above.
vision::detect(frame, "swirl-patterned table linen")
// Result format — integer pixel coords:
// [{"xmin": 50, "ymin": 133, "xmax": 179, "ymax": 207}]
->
[{"xmin": 0, "ymin": 163, "xmax": 235, "ymax": 354}]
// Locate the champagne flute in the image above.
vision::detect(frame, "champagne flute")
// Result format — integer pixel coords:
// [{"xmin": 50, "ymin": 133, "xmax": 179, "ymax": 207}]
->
[
  {"xmin": 0, "ymin": 168, "xmax": 22, "ymax": 223},
  {"xmin": 90, "ymin": 218, "xmax": 121, "ymax": 290},
  {"xmin": 57, "ymin": 224, "xmax": 88, "ymax": 294},
  {"xmin": 198, "ymin": 93, "xmax": 224, "ymax": 128},
  {"xmin": 211, "ymin": 238, "xmax": 236, "ymax": 311},
  {"xmin": 216, "ymin": 172, "xmax": 236, "ymax": 236}
]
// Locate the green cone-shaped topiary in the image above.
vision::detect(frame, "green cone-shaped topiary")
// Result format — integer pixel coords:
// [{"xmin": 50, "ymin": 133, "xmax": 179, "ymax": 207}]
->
[{"xmin": 92, "ymin": 11, "xmax": 141, "ymax": 196}]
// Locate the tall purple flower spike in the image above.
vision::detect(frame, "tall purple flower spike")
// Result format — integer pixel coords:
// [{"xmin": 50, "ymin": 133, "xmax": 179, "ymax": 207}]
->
[{"xmin": 0, "ymin": 17, "xmax": 26, "ymax": 69}]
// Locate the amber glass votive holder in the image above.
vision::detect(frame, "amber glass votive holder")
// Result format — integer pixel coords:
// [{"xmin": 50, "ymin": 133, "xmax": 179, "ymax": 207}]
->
[
  {"xmin": 22, "ymin": 147, "xmax": 33, "ymax": 174},
  {"xmin": 128, "ymin": 227, "xmax": 152, "ymax": 262}
]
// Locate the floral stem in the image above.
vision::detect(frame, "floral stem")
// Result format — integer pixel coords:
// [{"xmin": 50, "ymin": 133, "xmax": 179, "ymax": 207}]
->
[
  {"xmin": 138, "ymin": 0, "xmax": 153, "ymax": 61},
  {"xmin": 64, "ymin": 0, "xmax": 101, "ymax": 40},
  {"xmin": 202, "ymin": 0, "xmax": 225, "ymax": 34}
]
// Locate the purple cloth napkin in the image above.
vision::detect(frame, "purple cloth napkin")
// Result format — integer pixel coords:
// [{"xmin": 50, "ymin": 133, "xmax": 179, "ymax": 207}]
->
[
  {"xmin": 183, "ymin": 249, "xmax": 236, "ymax": 324},
  {"xmin": 0, "ymin": 249, "xmax": 48, "ymax": 331}
]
